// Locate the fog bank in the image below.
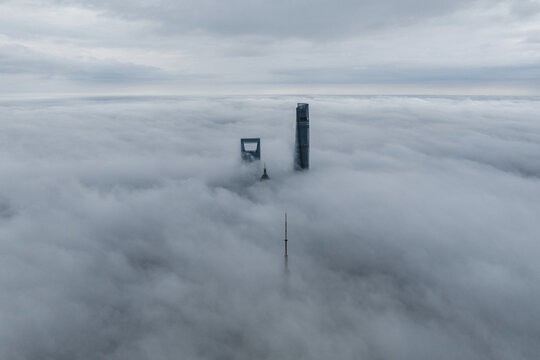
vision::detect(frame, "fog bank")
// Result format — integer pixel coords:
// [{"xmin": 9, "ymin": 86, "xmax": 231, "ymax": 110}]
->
[{"xmin": 0, "ymin": 95, "xmax": 539, "ymax": 359}]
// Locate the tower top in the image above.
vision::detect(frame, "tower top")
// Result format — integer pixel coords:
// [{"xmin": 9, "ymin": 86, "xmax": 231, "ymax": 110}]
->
[
  {"xmin": 240, "ymin": 138, "xmax": 261, "ymax": 162},
  {"xmin": 260, "ymin": 164, "xmax": 270, "ymax": 181},
  {"xmin": 294, "ymin": 103, "xmax": 310, "ymax": 170},
  {"xmin": 296, "ymin": 103, "xmax": 309, "ymax": 122}
]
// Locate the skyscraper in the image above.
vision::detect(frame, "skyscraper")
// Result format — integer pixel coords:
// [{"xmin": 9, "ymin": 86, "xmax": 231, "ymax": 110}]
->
[
  {"xmin": 294, "ymin": 103, "xmax": 309, "ymax": 170},
  {"xmin": 240, "ymin": 138, "xmax": 260, "ymax": 162}
]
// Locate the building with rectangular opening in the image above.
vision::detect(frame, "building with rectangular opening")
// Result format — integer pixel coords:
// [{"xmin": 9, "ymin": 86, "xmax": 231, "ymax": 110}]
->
[{"xmin": 240, "ymin": 138, "xmax": 261, "ymax": 162}]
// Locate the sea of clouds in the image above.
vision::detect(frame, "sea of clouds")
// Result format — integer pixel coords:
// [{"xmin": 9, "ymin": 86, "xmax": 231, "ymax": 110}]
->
[{"xmin": 0, "ymin": 95, "xmax": 539, "ymax": 359}]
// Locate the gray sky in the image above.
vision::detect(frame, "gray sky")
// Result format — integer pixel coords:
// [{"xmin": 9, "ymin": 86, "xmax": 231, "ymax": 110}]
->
[{"xmin": 1, "ymin": 0, "xmax": 540, "ymax": 95}]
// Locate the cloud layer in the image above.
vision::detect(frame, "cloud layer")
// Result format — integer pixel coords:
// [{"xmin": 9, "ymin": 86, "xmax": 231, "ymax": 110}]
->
[{"xmin": 0, "ymin": 95, "xmax": 539, "ymax": 359}]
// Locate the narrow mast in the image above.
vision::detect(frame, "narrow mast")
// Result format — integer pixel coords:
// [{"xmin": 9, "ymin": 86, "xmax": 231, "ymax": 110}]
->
[{"xmin": 284, "ymin": 212, "xmax": 288, "ymax": 257}]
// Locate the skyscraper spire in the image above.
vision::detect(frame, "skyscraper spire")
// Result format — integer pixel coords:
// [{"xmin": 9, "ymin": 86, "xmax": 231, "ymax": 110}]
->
[
  {"xmin": 284, "ymin": 212, "xmax": 288, "ymax": 257},
  {"xmin": 260, "ymin": 163, "xmax": 270, "ymax": 181}
]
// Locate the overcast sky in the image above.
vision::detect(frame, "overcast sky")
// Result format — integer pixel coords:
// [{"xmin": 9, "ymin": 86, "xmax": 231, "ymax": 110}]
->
[{"xmin": 1, "ymin": 0, "xmax": 540, "ymax": 95}]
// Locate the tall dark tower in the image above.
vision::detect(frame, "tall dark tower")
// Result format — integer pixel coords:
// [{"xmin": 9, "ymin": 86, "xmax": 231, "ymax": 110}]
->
[{"xmin": 294, "ymin": 103, "xmax": 309, "ymax": 170}]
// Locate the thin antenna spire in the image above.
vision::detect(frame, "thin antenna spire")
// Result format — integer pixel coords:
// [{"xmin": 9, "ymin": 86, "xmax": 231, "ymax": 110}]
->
[{"xmin": 284, "ymin": 212, "xmax": 288, "ymax": 257}]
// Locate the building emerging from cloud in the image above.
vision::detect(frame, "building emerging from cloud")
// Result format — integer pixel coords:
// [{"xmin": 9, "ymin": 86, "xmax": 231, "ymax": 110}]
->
[
  {"xmin": 241, "ymin": 138, "xmax": 261, "ymax": 162},
  {"xmin": 295, "ymin": 103, "xmax": 310, "ymax": 170}
]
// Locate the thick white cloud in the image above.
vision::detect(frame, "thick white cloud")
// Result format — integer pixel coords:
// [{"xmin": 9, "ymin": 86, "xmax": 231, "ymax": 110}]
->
[{"xmin": 0, "ymin": 95, "xmax": 539, "ymax": 359}]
